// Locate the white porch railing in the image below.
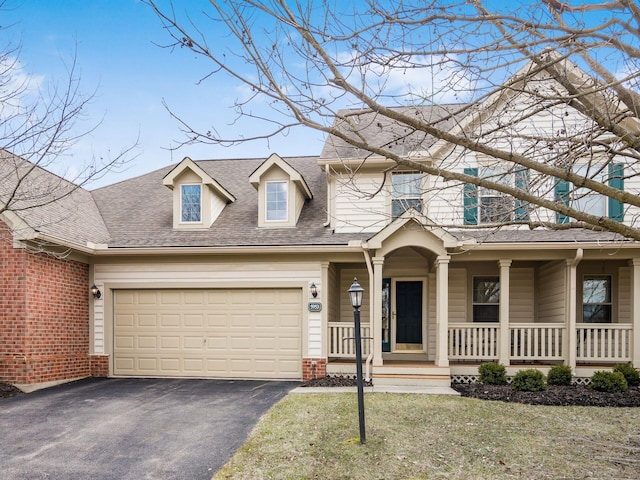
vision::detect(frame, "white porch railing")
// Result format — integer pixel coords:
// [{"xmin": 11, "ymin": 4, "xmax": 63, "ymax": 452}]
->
[
  {"xmin": 577, "ymin": 323, "xmax": 632, "ymax": 363},
  {"xmin": 448, "ymin": 323, "xmax": 499, "ymax": 360},
  {"xmin": 328, "ymin": 322, "xmax": 371, "ymax": 358},
  {"xmin": 510, "ymin": 324, "xmax": 565, "ymax": 361},
  {"xmin": 330, "ymin": 322, "xmax": 632, "ymax": 363}
]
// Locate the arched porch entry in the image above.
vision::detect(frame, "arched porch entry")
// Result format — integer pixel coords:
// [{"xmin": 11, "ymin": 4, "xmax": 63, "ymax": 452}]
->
[{"xmin": 365, "ymin": 216, "xmax": 461, "ymax": 368}]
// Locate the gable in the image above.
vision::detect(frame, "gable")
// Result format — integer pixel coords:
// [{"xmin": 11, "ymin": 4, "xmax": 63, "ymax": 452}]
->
[{"xmin": 163, "ymin": 157, "xmax": 235, "ymax": 229}]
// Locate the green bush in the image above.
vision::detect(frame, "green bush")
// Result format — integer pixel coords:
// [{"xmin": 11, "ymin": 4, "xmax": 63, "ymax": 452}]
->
[
  {"xmin": 613, "ymin": 363, "xmax": 640, "ymax": 387},
  {"xmin": 512, "ymin": 369, "xmax": 546, "ymax": 392},
  {"xmin": 547, "ymin": 365, "xmax": 573, "ymax": 386},
  {"xmin": 478, "ymin": 362, "xmax": 507, "ymax": 385},
  {"xmin": 589, "ymin": 370, "xmax": 628, "ymax": 393}
]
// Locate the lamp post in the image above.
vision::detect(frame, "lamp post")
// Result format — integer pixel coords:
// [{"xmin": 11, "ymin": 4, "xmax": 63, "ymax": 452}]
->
[{"xmin": 348, "ymin": 277, "xmax": 366, "ymax": 444}]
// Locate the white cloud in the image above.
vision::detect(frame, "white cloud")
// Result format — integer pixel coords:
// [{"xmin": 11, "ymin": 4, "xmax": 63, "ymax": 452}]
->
[
  {"xmin": 0, "ymin": 56, "xmax": 45, "ymax": 120},
  {"xmin": 336, "ymin": 51, "xmax": 476, "ymax": 104}
]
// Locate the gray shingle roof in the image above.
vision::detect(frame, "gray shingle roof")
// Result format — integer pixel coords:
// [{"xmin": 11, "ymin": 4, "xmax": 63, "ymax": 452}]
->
[
  {"xmin": 90, "ymin": 156, "xmax": 355, "ymax": 248},
  {"xmin": 320, "ymin": 104, "xmax": 468, "ymax": 160},
  {"xmin": 0, "ymin": 151, "xmax": 110, "ymax": 246}
]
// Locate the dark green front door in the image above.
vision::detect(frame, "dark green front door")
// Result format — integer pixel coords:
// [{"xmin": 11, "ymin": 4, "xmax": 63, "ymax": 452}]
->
[{"xmin": 396, "ymin": 281, "xmax": 423, "ymax": 345}]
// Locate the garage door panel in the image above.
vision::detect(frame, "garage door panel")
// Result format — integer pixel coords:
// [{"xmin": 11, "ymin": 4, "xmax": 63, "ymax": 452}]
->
[
  {"xmin": 114, "ymin": 288, "xmax": 302, "ymax": 379},
  {"xmin": 138, "ymin": 292, "xmax": 158, "ymax": 304},
  {"xmin": 160, "ymin": 336, "xmax": 180, "ymax": 349},
  {"xmin": 184, "ymin": 314, "xmax": 204, "ymax": 327},
  {"xmin": 115, "ymin": 314, "xmax": 134, "ymax": 328}
]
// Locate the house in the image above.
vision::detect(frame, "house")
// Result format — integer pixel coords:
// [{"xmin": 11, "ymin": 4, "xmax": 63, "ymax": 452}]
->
[{"xmin": 1, "ymin": 59, "xmax": 640, "ymax": 390}]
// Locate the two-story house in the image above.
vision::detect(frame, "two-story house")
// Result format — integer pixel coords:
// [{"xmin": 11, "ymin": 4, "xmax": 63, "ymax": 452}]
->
[{"xmin": 2, "ymin": 58, "xmax": 639, "ymax": 390}]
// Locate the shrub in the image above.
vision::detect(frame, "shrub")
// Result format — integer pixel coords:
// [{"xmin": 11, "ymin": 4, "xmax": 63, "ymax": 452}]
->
[
  {"xmin": 590, "ymin": 370, "xmax": 628, "ymax": 393},
  {"xmin": 613, "ymin": 363, "xmax": 640, "ymax": 387},
  {"xmin": 547, "ymin": 365, "xmax": 573, "ymax": 386},
  {"xmin": 478, "ymin": 362, "xmax": 507, "ymax": 385},
  {"xmin": 512, "ymin": 369, "xmax": 546, "ymax": 392}
]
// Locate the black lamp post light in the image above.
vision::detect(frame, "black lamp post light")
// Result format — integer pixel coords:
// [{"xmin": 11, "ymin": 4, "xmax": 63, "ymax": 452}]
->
[{"xmin": 348, "ymin": 277, "xmax": 366, "ymax": 444}]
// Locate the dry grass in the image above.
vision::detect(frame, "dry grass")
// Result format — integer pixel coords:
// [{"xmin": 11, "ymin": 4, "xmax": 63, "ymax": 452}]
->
[{"xmin": 214, "ymin": 392, "xmax": 640, "ymax": 480}]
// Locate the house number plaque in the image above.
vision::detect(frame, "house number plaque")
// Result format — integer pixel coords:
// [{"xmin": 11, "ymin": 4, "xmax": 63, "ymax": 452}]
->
[{"xmin": 308, "ymin": 302, "xmax": 322, "ymax": 312}]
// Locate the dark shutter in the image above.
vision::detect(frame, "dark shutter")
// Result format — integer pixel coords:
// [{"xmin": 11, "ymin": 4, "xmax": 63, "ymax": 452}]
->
[
  {"xmin": 608, "ymin": 163, "xmax": 624, "ymax": 222},
  {"xmin": 554, "ymin": 178, "xmax": 570, "ymax": 224},
  {"xmin": 463, "ymin": 168, "xmax": 478, "ymax": 225},
  {"xmin": 514, "ymin": 168, "xmax": 529, "ymax": 222}
]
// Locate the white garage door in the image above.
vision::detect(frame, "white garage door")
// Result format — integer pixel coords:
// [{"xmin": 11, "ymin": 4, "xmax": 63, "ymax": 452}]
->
[{"xmin": 113, "ymin": 288, "xmax": 302, "ymax": 379}]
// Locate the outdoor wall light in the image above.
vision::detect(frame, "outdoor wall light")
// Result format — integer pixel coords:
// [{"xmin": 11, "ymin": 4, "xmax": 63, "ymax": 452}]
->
[
  {"xmin": 310, "ymin": 282, "xmax": 318, "ymax": 298},
  {"xmin": 90, "ymin": 284, "xmax": 102, "ymax": 299}
]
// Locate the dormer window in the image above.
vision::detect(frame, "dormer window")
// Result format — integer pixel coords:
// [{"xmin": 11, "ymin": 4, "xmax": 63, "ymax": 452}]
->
[
  {"xmin": 163, "ymin": 157, "xmax": 236, "ymax": 230},
  {"xmin": 181, "ymin": 184, "xmax": 202, "ymax": 223},
  {"xmin": 266, "ymin": 181, "xmax": 288, "ymax": 221},
  {"xmin": 249, "ymin": 154, "xmax": 313, "ymax": 228}
]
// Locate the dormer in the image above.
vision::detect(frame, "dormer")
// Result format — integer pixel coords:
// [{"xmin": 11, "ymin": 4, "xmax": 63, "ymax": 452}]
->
[
  {"xmin": 163, "ymin": 157, "xmax": 236, "ymax": 229},
  {"xmin": 249, "ymin": 154, "xmax": 313, "ymax": 228}
]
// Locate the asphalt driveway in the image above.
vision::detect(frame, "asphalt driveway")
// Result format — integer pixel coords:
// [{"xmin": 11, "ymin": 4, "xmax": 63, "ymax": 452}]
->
[{"xmin": 0, "ymin": 378, "xmax": 297, "ymax": 479}]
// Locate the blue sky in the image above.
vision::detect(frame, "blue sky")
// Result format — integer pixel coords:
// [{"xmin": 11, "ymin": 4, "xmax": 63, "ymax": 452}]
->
[
  {"xmin": 0, "ymin": 0, "xmax": 626, "ymax": 189},
  {"xmin": 1, "ymin": 0, "xmax": 324, "ymax": 188}
]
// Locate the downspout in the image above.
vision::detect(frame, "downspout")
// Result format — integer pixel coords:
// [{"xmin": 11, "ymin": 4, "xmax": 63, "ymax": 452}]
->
[
  {"xmin": 568, "ymin": 248, "xmax": 583, "ymax": 372},
  {"xmin": 323, "ymin": 164, "xmax": 332, "ymax": 227},
  {"xmin": 362, "ymin": 247, "xmax": 374, "ymax": 381}
]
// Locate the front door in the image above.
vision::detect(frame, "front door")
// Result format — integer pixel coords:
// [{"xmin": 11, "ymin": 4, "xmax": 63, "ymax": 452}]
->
[{"xmin": 395, "ymin": 280, "xmax": 423, "ymax": 348}]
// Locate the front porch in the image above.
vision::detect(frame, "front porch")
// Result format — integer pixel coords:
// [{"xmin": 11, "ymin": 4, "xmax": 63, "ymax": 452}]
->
[{"xmin": 315, "ymin": 217, "xmax": 640, "ymax": 386}]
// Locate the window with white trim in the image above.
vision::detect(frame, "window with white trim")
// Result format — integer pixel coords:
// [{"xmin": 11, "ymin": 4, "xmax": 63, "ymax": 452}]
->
[
  {"xmin": 473, "ymin": 276, "xmax": 500, "ymax": 322},
  {"xmin": 181, "ymin": 184, "xmax": 202, "ymax": 222},
  {"xmin": 266, "ymin": 181, "xmax": 288, "ymax": 221},
  {"xmin": 391, "ymin": 172, "xmax": 423, "ymax": 218},
  {"xmin": 582, "ymin": 275, "xmax": 612, "ymax": 323},
  {"xmin": 479, "ymin": 167, "xmax": 514, "ymax": 223}
]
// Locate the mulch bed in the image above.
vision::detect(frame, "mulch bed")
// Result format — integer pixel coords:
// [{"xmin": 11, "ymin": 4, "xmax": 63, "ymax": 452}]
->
[
  {"xmin": 302, "ymin": 376, "xmax": 640, "ymax": 407},
  {"xmin": 452, "ymin": 383, "xmax": 640, "ymax": 407},
  {"xmin": 0, "ymin": 382, "xmax": 23, "ymax": 399}
]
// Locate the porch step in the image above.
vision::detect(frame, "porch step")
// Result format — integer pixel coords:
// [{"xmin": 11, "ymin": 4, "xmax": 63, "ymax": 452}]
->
[
  {"xmin": 373, "ymin": 365, "xmax": 451, "ymax": 387},
  {"xmin": 373, "ymin": 373, "xmax": 451, "ymax": 387},
  {"xmin": 326, "ymin": 362, "xmax": 451, "ymax": 387}
]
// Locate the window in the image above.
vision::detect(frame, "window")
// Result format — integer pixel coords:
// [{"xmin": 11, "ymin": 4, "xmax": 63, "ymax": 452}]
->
[
  {"xmin": 582, "ymin": 275, "xmax": 612, "ymax": 323},
  {"xmin": 181, "ymin": 184, "xmax": 201, "ymax": 222},
  {"xmin": 473, "ymin": 276, "xmax": 500, "ymax": 322},
  {"xmin": 266, "ymin": 181, "xmax": 288, "ymax": 221},
  {"xmin": 555, "ymin": 163, "xmax": 624, "ymax": 223},
  {"xmin": 391, "ymin": 172, "xmax": 423, "ymax": 218},
  {"xmin": 464, "ymin": 166, "xmax": 529, "ymax": 225}
]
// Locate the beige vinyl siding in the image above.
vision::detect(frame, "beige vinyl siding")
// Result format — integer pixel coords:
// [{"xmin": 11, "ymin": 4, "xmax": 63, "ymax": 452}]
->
[
  {"xmin": 537, "ymin": 261, "xmax": 566, "ymax": 323},
  {"xmin": 327, "ymin": 264, "xmax": 339, "ymax": 323},
  {"xmin": 619, "ymin": 266, "xmax": 631, "ymax": 324},
  {"xmin": 93, "ymin": 259, "xmax": 320, "ymax": 363},
  {"xmin": 339, "ymin": 268, "xmax": 371, "ymax": 323},
  {"xmin": 448, "ymin": 268, "xmax": 467, "ymax": 323},
  {"xmin": 509, "ymin": 268, "xmax": 535, "ymax": 323},
  {"xmin": 334, "ymin": 172, "xmax": 387, "ymax": 233}
]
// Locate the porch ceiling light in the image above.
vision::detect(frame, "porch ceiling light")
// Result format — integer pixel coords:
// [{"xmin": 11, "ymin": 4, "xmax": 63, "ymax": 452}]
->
[
  {"xmin": 348, "ymin": 277, "xmax": 364, "ymax": 310},
  {"xmin": 310, "ymin": 282, "xmax": 318, "ymax": 298},
  {"xmin": 90, "ymin": 284, "xmax": 102, "ymax": 299}
]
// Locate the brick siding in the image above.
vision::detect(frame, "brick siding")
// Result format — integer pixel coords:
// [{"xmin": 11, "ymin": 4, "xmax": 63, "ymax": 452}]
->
[
  {"xmin": 302, "ymin": 358, "xmax": 327, "ymax": 381},
  {"xmin": 0, "ymin": 222, "xmax": 91, "ymax": 385}
]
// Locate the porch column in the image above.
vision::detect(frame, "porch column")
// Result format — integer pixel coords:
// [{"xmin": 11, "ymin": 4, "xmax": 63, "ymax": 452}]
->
[
  {"xmin": 435, "ymin": 255, "xmax": 450, "ymax": 367},
  {"xmin": 566, "ymin": 250, "xmax": 582, "ymax": 370},
  {"xmin": 320, "ymin": 262, "xmax": 330, "ymax": 359},
  {"xmin": 372, "ymin": 257, "xmax": 384, "ymax": 367},
  {"xmin": 498, "ymin": 260, "xmax": 512, "ymax": 366},
  {"xmin": 631, "ymin": 259, "xmax": 640, "ymax": 367}
]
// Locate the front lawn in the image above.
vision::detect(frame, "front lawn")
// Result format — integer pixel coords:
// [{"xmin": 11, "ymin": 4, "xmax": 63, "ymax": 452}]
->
[{"xmin": 214, "ymin": 393, "xmax": 639, "ymax": 479}]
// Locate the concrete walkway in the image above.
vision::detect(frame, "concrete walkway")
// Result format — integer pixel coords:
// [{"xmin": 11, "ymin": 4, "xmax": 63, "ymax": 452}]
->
[{"xmin": 291, "ymin": 385, "xmax": 459, "ymax": 395}]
